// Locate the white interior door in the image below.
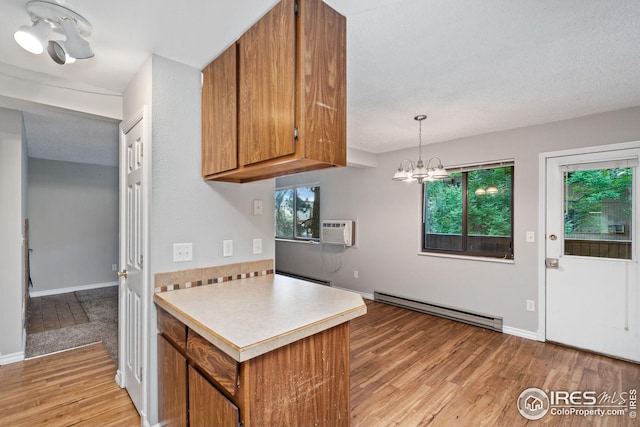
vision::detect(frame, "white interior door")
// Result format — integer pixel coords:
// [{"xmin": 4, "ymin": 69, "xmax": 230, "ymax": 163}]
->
[
  {"xmin": 546, "ymin": 148, "xmax": 640, "ymax": 362},
  {"xmin": 118, "ymin": 109, "xmax": 148, "ymax": 414}
]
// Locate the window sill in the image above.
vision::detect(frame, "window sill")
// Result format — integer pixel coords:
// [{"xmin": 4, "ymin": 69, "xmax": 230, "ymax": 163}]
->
[
  {"xmin": 417, "ymin": 251, "xmax": 515, "ymax": 264},
  {"xmin": 276, "ymin": 238, "xmax": 321, "ymax": 245}
]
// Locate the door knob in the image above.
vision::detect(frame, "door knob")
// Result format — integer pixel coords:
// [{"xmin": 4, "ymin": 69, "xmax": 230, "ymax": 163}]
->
[
  {"xmin": 545, "ymin": 258, "xmax": 559, "ymax": 269},
  {"xmin": 117, "ymin": 269, "xmax": 128, "ymax": 279}
]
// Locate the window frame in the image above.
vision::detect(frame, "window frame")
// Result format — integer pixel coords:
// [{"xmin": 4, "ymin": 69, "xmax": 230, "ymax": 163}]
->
[
  {"xmin": 275, "ymin": 183, "xmax": 321, "ymax": 242},
  {"xmin": 421, "ymin": 161, "xmax": 515, "ymax": 259}
]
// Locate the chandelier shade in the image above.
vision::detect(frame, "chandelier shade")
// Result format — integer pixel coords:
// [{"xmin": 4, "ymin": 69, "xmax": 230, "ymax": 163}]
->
[{"xmin": 392, "ymin": 115, "xmax": 449, "ymax": 184}]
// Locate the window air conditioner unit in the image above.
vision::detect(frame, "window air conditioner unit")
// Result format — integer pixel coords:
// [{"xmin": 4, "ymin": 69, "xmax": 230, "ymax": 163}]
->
[{"xmin": 321, "ymin": 220, "xmax": 355, "ymax": 246}]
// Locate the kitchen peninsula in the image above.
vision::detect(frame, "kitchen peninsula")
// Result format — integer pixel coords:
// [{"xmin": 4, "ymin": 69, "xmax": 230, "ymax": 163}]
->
[{"xmin": 154, "ymin": 274, "xmax": 366, "ymax": 427}]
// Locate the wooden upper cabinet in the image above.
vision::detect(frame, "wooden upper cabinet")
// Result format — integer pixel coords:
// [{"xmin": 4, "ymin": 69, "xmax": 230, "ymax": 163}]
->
[
  {"xmin": 297, "ymin": 0, "xmax": 347, "ymax": 167},
  {"xmin": 238, "ymin": 0, "xmax": 296, "ymax": 166},
  {"xmin": 202, "ymin": 0, "xmax": 346, "ymax": 183},
  {"xmin": 202, "ymin": 44, "xmax": 237, "ymax": 176}
]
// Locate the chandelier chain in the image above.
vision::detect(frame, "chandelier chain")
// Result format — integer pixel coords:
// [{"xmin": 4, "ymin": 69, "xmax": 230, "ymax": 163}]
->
[{"xmin": 418, "ymin": 119, "xmax": 423, "ymax": 161}]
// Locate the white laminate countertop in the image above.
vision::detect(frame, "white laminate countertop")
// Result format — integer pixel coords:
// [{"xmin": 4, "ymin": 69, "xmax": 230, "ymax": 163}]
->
[{"xmin": 153, "ymin": 274, "xmax": 367, "ymax": 362}]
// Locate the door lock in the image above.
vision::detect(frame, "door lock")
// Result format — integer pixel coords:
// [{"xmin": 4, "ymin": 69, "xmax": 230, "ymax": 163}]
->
[
  {"xmin": 545, "ymin": 258, "xmax": 559, "ymax": 269},
  {"xmin": 549, "ymin": 234, "xmax": 558, "ymax": 241},
  {"xmin": 117, "ymin": 269, "xmax": 128, "ymax": 279}
]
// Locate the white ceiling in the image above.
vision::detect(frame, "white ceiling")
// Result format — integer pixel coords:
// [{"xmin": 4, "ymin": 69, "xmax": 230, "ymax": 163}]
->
[{"xmin": 1, "ymin": 0, "xmax": 639, "ymax": 162}]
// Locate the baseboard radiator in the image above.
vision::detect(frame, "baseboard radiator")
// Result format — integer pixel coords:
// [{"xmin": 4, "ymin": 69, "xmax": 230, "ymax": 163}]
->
[
  {"xmin": 276, "ymin": 270, "xmax": 333, "ymax": 287},
  {"xmin": 374, "ymin": 291, "xmax": 503, "ymax": 332}
]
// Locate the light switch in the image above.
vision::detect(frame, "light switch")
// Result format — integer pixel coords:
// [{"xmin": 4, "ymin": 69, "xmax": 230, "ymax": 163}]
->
[
  {"xmin": 253, "ymin": 199, "xmax": 263, "ymax": 216},
  {"xmin": 183, "ymin": 243, "xmax": 192, "ymax": 261},
  {"xmin": 223, "ymin": 240, "xmax": 233, "ymax": 257},
  {"xmin": 526, "ymin": 231, "xmax": 535, "ymax": 243},
  {"xmin": 173, "ymin": 243, "xmax": 193, "ymax": 262},
  {"xmin": 253, "ymin": 238, "xmax": 262, "ymax": 254}
]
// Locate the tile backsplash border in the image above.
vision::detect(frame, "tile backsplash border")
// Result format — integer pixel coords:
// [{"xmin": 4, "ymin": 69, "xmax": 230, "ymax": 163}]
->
[{"xmin": 154, "ymin": 259, "xmax": 274, "ymax": 293}]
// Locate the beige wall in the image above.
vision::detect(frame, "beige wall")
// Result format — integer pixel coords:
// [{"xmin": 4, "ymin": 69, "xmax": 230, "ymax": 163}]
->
[{"xmin": 276, "ymin": 106, "xmax": 640, "ymax": 334}]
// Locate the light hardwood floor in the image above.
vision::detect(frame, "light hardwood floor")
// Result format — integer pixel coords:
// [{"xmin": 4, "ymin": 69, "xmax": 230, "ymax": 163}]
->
[
  {"xmin": 351, "ymin": 300, "xmax": 640, "ymax": 426},
  {"xmin": 1, "ymin": 301, "xmax": 638, "ymax": 426},
  {"xmin": 0, "ymin": 343, "xmax": 139, "ymax": 427}
]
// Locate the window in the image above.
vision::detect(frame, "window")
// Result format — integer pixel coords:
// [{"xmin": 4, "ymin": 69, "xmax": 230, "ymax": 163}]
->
[
  {"xmin": 275, "ymin": 184, "xmax": 320, "ymax": 240},
  {"xmin": 423, "ymin": 164, "xmax": 514, "ymax": 259},
  {"xmin": 563, "ymin": 166, "xmax": 632, "ymax": 259}
]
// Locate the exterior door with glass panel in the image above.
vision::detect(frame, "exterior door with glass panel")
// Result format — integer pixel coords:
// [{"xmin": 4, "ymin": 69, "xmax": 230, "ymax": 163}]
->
[{"xmin": 546, "ymin": 149, "xmax": 639, "ymax": 362}]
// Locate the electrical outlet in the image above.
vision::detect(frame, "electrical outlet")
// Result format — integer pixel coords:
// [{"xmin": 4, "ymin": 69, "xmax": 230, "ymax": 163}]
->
[
  {"xmin": 112, "ymin": 264, "xmax": 118, "ymax": 271},
  {"xmin": 526, "ymin": 300, "xmax": 535, "ymax": 312},
  {"xmin": 223, "ymin": 240, "xmax": 233, "ymax": 257},
  {"xmin": 354, "ymin": 270, "xmax": 359, "ymax": 279}
]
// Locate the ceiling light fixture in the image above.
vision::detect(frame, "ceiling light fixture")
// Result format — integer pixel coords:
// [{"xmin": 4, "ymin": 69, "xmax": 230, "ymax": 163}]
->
[
  {"xmin": 14, "ymin": 1, "xmax": 93, "ymax": 65},
  {"xmin": 14, "ymin": 19, "xmax": 51, "ymax": 54},
  {"xmin": 392, "ymin": 115, "xmax": 449, "ymax": 184},
  {"xmin": 47, "ymin": 18, "xmax": 93, "ymax": 64}
]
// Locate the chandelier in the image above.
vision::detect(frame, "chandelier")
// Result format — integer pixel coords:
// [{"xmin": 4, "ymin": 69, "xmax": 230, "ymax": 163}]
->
[{"xmin": 392, "ymin": 115, "xmax": 449, "ymax": 183}]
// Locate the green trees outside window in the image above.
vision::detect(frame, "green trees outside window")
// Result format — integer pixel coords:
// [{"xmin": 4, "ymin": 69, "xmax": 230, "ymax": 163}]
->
[
  {"xmin": 275, "ymin": 185, "xmax": 320, "ymax": 240},
  {"xmin": 563, "ymin": 167, "xmax": 632, "ymax": 260},
  {"xmin": 564, "ymin": 168, "xmax": 632, "ymax": 235},
  {"xmin": 424, "ymin": 166, "xmax": 514, "ymax": 258}
]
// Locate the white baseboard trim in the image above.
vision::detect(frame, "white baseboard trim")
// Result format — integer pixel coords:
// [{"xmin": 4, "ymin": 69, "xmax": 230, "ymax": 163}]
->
[
  {"xmin": 115, "ymin": 369, "xmax": 124, "ymax": 388},
  {"xmin": 503, "ymin": 325, "xmax": 538, "ymax": 341},
  {"xmin": 29, "ymin": 281, "xmax": 118, "ymax": 297},
  {"xmin": 0, "ymin": 351, "xmax": 25, "ymax": 365}
]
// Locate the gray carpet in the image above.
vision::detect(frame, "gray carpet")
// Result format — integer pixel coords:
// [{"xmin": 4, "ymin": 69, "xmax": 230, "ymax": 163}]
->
[{"xmin": 25, "ymin": 286, "xmax": 119, "ymax": 364}]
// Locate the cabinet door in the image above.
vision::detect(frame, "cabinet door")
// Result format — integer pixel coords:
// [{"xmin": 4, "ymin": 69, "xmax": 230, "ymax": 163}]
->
[
  {"xmin": 238, "ymin": 0, "xmax": 296, "ymax": 166},
  {"xmin": 202, "ymin": 44, "xmax": 237, "ymax": 176},
  {"xmin": 189, "ymin": 366, "xmax": 239, "ymax": 427},
  {"xmin": 297, "ymin": 0, "xmax": 347, "ymax": 166},
  {"xmin": 158, "ymin": 335, "xmax": 188, "ymax": 427}
]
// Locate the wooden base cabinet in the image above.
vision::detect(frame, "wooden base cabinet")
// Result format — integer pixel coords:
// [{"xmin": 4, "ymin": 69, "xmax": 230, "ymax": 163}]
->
[
  {"xmin": 238, "ymin": 323, "xmax": 350, "ymax": 426},
  {"xmin": 158, "ymin": 335, "xmax": 188, "ymax": 427},
  {"xmin": 189, "ymin": 366, "xmax": 239, "ymax": 427},
  {"xmin": 202, "ymin": 0, "xmax": 346, "ymax": 183},
  {"xmin": 157, "ymin": 307, "xmax": 351, "ymax": 427}
]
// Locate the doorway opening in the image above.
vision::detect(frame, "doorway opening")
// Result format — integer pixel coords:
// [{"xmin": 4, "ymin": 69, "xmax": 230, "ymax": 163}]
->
[{"xmin": 23, "ymin": 109, "xmax": 120, "ymax": 364}]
